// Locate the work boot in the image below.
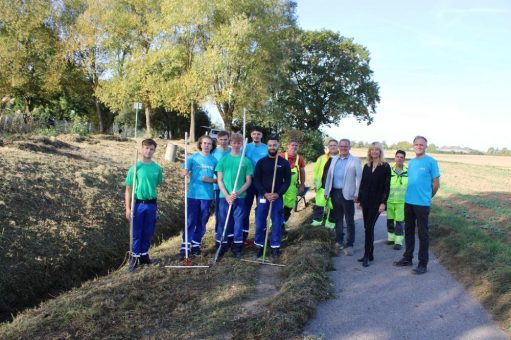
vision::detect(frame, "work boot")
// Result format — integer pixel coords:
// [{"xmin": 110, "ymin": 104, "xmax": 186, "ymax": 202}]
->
[
  {"xmin": 271, "ymin": 248, "xmax": 281, "ymax": 263},
  {"xmin": 310, "ymin": 220, "xmax": 322, "ymax": 226},
  {"xmin": 128, "ymin": 256, "xmax": 139, "ymax": 272},
  {"xmin": 255, "ymin": 246, "xmax": 264, "ymax": 259},
  {"xmin": 139, "ymin": 254, "xmax": 152, "ymax": 265}
]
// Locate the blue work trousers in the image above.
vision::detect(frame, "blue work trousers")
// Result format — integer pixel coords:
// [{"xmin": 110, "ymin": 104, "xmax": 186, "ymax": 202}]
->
[
  {"xmin": 180, "ymin": 198, "xmax": 211, "ymax": 255},
  {"xmin": 132, "ymin": 202, "xmax": 157, "ymax": 256},
  {"xmin": 217, "ymin": 198, "xmax": 245, "ymax": 252},
  {"xmin": 254, "ymin": 195, "xmax": 284, "ymax": 249}
]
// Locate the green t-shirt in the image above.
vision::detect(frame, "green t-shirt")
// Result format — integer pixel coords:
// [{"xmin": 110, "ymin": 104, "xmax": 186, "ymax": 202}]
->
[
  {"xmin": 215, "ymin": 154, "xmax": 253, "ymax": 198},
  {"xmin": 125, "ymin": 161, "xmax": 163, "ymax": 200}
]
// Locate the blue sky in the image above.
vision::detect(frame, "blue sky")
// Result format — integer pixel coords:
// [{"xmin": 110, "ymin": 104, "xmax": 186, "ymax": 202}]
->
[{"xmin": 296, "ymin": 0, "xmax": 511, "ymax": 151}]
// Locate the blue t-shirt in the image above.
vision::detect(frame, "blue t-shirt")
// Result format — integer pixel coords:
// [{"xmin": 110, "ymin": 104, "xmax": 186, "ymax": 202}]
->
[
  {"xmin": 211, "ymin": 147, "xmax": 231, "ymax": 191},
  {"xmin": 405, "ymin": 155, "xmax": 440, "ymax": 206},
  {"xmin": 245, "ymin": 143, "xmax": 268, "ymax": 168},
  {"xmin": 183, "ymin": 152, "xmax": 217, "ymax": 200}
]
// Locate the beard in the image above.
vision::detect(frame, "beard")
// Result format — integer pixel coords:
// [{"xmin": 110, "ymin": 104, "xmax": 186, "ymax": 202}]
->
[{"xmin": 268, "ymin": 149, "xmax": 278, "ymax": 156}]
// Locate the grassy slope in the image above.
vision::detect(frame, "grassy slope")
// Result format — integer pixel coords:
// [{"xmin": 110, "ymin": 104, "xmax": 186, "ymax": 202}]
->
[
  {"xmin": 0, "ymin": 135, "xmax": 184, "ymax": 321},
  {"xmin": 0, "ymin": 210, "xmax": 335, "ymax": 339},
  {"xmin": 429, "ymin": 159, "xmax": 511, "ymax": 333}
]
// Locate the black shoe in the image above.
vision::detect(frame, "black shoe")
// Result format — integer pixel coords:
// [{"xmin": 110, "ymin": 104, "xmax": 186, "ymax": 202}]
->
[
  {"xmin": 357, "ymin": 257, "xmax": 365, "ymax": 262},
  {"xmin": 255, "ymin": 247, "xmax": 264, "ymax": 259},
  {"xmin": 393, "ymin": 244, "xmax": 402, "ymax": 250},
  {"xmin": 128, "ymin": 256, "xmax": 139, "ymax": 272},
  {"xmin": 369, "ymin": 255, "xmax": 374, "ymax": 261},
  {"xmin": 362, "ymin": 257, "xmax": 369, "ymax": 267},
  {"xmin": 139, "ymin": 254, "xmax": 152, "ymax": 265},
  {"xmin": 412, "ymin": 266, "xmax": 427, "ymax": 275},
  {"xmin": 394, "ymin": 258, "xmax": 413, "ymax": 267},
  {"xmin": 271, "ymin": 249, "xmax": 281, "ymax": 263},
  {"xmin": 386, "ymin": 240, "xmax": 394, "ymax": 245}
]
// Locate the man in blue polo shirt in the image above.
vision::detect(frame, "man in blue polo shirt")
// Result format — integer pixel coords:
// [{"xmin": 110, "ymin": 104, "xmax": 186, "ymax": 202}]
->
[
  {"xmin": 394, "ymin": 136, "xmax": 440, "ymax": 275},
  {"xmin": 242, "ymin": 126, "xmax": 268, "ymax": 244}
]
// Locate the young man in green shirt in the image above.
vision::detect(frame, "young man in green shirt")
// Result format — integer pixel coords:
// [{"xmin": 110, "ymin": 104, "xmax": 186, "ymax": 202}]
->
[
  {"xmin": 215, "ymin": 133, "xmax": 253, "ymax": 258},
  {"xmin": 125, "ymin": 139, "xmax": 163, "ymax": 271}
]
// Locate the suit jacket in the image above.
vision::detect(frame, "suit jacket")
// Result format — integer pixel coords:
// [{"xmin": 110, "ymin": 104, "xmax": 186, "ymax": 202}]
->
[{"xmin": 323, "ymin": 154, "xmax": 362, "ymax": 200}]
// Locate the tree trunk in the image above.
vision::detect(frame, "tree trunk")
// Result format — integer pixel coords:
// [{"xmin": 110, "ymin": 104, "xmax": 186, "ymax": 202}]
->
[
  {"xmin": 189, "ymin": 101, "xmax": 196, "ymax": 142},
  {"xmin": 95, "ymin": 97, "xmax": 104, "ymax": 133},
  {"xmin": 217, "ymin": 102, "xmax": 234, "ymax": 132},
  {"xmin": 144, "ymin": 102, "xmax": 152, "ymax": 136}
]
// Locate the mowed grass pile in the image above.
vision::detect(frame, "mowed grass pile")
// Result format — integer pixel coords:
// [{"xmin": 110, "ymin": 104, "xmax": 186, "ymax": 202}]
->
[
  {"xmin": 0, "ymin": 135, "xmax": 184, "ymax": 321},
  {"xmin": 0, "ymin": 209, "xmax": 335, "ymax": 338},
  {"xmin": 429, "ymin": 158, "xmax": 511, "ymax": 332}
]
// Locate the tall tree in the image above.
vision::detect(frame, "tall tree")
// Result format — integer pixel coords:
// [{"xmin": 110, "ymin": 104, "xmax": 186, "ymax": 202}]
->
[
  {"xmin": 0, "ymin": 0, "xmax": 62, "ymax": 114},
  {"xmin": 275, "ymin": 30, "xmax": 380, "ymax": 130},
  {"xmin": 202, "ymin": 0, "xmax": 297, "ymax": 131}
]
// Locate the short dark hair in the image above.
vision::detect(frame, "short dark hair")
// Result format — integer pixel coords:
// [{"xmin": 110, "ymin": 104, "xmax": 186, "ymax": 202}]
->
[
  {"xmin": 396, "ymin": 150, "xmax": 406, "ymax": 158},
  {"xmin": 217, "ymin": 131, "xmax": 229, "ymax": 138},
  {"xmin": 267, "ymin": 135, "xmax": 280, "ymax": 142},
  {"xmin": 197, "ymin": 135, "xmax": 216, "ymax": 152},
  {"xmin": 250, "ymin": 126, "xmax": 263, "ymax": 133},
  {"xmin": 142, "ymin": 139, "xmax": 157, "ymax": 148}
]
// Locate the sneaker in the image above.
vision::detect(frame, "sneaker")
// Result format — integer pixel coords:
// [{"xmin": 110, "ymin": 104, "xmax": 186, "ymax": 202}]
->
[
  {"xmin": 311, "ymin": 220, "xmax": 322, "ymax": 226},
  {"xmin": 335, "ymin": 242, "xmax": 344, "ymax": 250},
  {"xmin": 412, "ymin": 266, "xmax": 427, "ymax": 275},
  {"xmin": 394, "ymin": 258, "xmax": 413, "ymax": 267},
  {"xmin": 139, "ymin": 254, "xmax": 152, "ymax": 265},
  {"xmin": 325, "ymin": 221, "xmax": 335, "ymax": 229},
  {"xmin": 128, "ymin": 256, "xmax": 139, "ymax": 272},
  {"xmin": 393, "ymin": 244, "xmax": 402, "ymax": 250},
  {"xmin": 343, "ymin": 246, "xmax": 353, "ymax": 256}
]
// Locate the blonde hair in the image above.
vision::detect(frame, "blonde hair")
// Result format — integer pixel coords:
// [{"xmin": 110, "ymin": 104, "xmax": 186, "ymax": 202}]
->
[
  {"xmin": 366, "ymin": 142, "xmax": 385, "ymax": 165},
  {"xmin": 230, "ymin": 132, "xmax": 243, "ymax": 143}
]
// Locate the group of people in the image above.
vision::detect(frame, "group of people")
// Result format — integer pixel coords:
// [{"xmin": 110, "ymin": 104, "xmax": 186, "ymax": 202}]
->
[
  {"xmin": 179, "ymin": 127, "xmax": 309, "ymax": 262},
  {"xmin": 317, "ymin": 136, "xmax": 440, "ymax": 274},
  {"xmin": 124, "ymin": 133, "xmax": 440, "ymax": 275}
]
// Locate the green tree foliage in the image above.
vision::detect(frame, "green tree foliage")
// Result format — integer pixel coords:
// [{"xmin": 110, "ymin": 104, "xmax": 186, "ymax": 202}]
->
[
  {"xmin": 280, "ymin": 128, "xmax": 324, "ymax": 162},
  {"xmin": 274, "ymin": 30, "xmax": 380, "ymax": 130},
  {"xmin": 203, "ymin": 0, "xmax": 297, "ymax": 131}
]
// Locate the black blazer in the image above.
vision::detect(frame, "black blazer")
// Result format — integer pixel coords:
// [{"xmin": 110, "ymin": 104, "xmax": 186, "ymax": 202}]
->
[{"xmin": 358, "ymin": 162, "xmax": 391, "ymax": 207}]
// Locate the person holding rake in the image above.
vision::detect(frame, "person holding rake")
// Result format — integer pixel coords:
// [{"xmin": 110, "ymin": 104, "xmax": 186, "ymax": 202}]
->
[
  {"xmin": 124, "ymin": 139, "xmax": 163, "ymax": 271},
  {"xmin": 179, "ymin": 135, "xmax": 217, "ymax": 259},
  {"xmin": 215, "ymin": 133, "xmax": 253, "ymax": 259},
  {"xmin": 253, "ymin": 136, "xmax": 291, "ymax": 263}
]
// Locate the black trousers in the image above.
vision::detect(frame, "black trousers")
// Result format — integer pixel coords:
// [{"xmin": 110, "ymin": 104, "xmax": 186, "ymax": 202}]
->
[
  {"xmin": 403, "ymin": 203, "xmax": 431, "ymax": 266},
  {"xmin": 362, "ymin": 204, "xmax": 380, "ymax": 258},
  {"xmin": 330, "ymin": 189, "xmax": 355, "ymax": 246}
]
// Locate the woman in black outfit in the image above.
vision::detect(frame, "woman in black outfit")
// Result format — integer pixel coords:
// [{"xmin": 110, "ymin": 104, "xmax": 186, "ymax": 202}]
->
[{"xmin": 357, "ymin": 142, "xmax": 391, "ymax": 267}]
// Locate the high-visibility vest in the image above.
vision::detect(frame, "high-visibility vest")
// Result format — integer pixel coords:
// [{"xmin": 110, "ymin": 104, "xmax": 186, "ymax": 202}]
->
[
  {"xmin": 387, "ymin": 164, "xmax": 408, "ymax": 204},
  {"xmin": 313, "ymin": 153, "xmax": 331, "ymax": 189}
]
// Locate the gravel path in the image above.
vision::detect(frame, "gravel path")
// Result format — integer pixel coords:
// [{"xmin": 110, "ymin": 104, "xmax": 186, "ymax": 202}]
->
[{"xmin": 304, "ymin": 210, "xmax": 509, "ymax": 340}]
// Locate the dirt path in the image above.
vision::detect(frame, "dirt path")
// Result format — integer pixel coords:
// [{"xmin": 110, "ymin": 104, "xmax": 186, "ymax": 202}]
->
[{"xmin": 304, "ymin": 210, "xmax": 509, "ymax": 340}]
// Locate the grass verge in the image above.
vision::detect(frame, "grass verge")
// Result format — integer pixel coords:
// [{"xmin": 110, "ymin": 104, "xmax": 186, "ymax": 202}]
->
[
  {"xmin": 0, "ymin": 209, "xmax": 335, "ymax": 339},
  {"xmin": 430, "ymin": 202, "xmax": 511, "ymax": 333}
]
